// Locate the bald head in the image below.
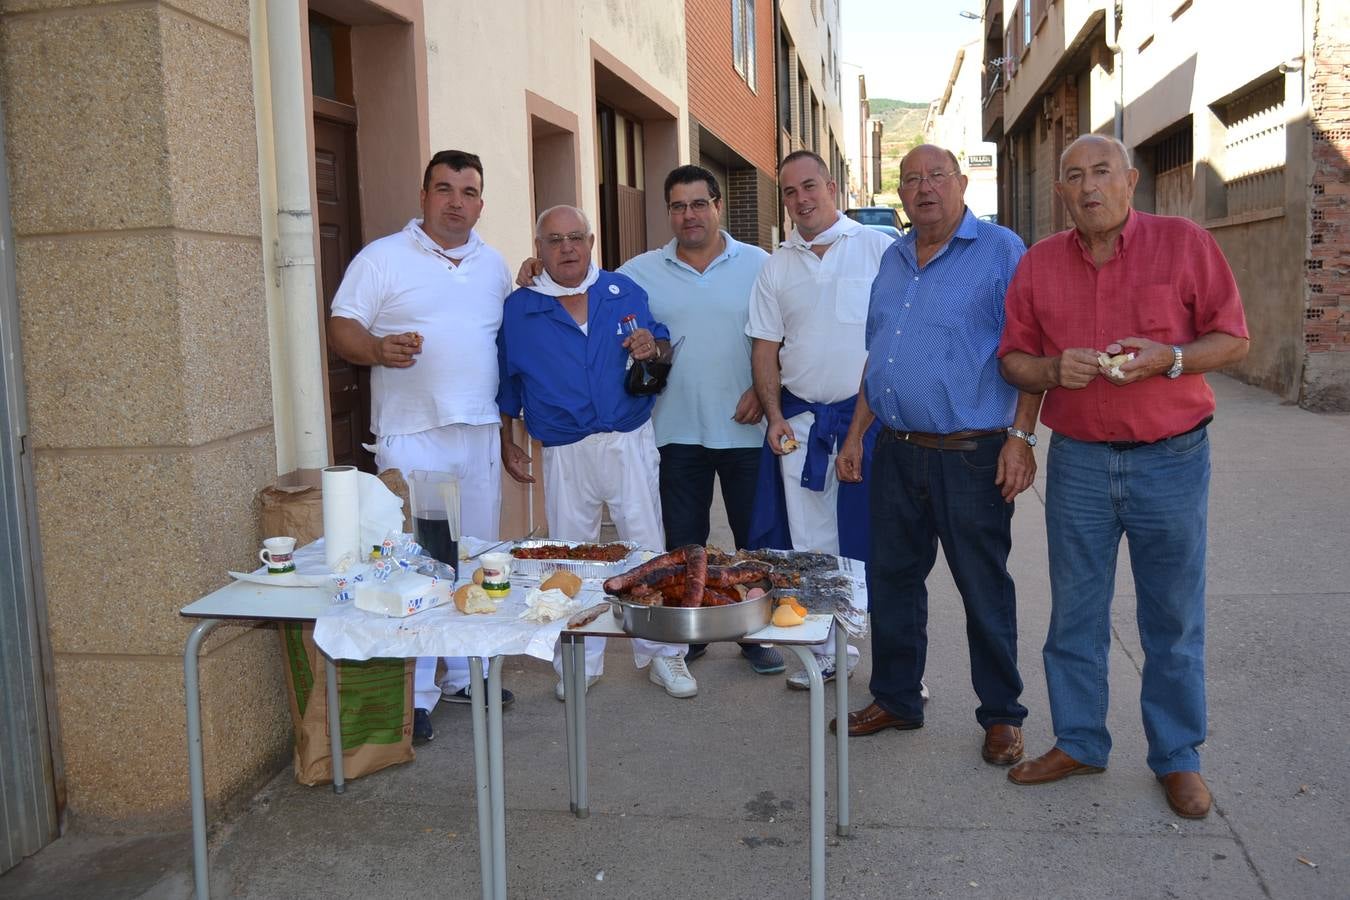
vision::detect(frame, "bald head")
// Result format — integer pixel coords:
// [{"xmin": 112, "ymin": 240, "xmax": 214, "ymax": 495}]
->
[{"xmin": 1059, "ymin": 134, "xmax": 1131, "ymax": 181}]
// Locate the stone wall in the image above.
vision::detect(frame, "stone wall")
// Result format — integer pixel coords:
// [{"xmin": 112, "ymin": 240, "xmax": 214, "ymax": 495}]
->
[{"xmin": 0, "ymin": 0, "xmax": 289, "ymax": 829}]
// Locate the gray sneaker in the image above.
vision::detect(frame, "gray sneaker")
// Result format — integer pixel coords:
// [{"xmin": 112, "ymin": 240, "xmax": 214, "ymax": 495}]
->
[{"xmin": 786, "ymin": 653, "xmax": 859, "ymax": 690}]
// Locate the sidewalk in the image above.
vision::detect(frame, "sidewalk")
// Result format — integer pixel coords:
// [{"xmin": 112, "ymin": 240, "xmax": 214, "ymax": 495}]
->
[{"xmin": 4, "ymin": 375, "xmax": 1348, "ymax": 899}]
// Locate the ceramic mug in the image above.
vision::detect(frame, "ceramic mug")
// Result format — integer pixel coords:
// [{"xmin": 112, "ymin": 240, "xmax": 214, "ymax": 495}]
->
[
  {"xmin": 260, "ymin": 536, "xmax": 297, "ymax": 574},
  {"xmin": 479, "ymin": 551, "xmax": 512, "ymax": 598}
]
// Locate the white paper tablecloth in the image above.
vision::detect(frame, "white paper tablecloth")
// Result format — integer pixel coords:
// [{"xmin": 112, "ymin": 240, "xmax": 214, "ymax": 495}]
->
[{"xmin": 313, "ymin": 576, "xmax": 607, "ymax": 663}]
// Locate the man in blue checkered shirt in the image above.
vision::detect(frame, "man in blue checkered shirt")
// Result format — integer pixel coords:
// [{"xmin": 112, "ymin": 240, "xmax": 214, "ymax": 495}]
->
[{"xmin": 832, "ymin": 145, "xmax": 1042, "ymax": 769}]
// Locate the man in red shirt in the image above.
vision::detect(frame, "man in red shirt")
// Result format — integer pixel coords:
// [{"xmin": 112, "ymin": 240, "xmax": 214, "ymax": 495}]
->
[{"xmin": 998, "ymin": 135, "xmax": 1249, "ymax": 819}]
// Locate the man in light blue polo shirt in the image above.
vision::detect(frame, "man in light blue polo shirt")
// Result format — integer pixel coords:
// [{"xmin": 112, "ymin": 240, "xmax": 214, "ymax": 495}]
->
[
  {"xmin": 618, "ymin": 166, "xmax": 783, "ymax": 675},
  {"xmin": 833, "ymin": 145, "xmax": 1040, "ymax": 768}
]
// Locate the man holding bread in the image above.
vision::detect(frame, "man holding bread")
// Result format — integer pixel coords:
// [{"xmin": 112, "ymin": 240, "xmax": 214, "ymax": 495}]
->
[
  {"xmin": 497, "ymin": 204, "xmax": 698, "ymax": 700},
  {"xmin": 745, "ymin": 150, "xmax": 893, "ymax": 688},
  {"xmin": 833, "ymin": 144, "xmax": 1037, "ymax": 770},
  {"xmin": 328, "ymin": 149, "xmax": 513, "ymax": 744},
  {"xmin": 998, "ymin": 135, "xmax": 1248, "ymax": 818}
]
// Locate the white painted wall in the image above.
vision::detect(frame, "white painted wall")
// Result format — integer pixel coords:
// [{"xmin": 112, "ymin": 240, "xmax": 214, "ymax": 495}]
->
[{"xmin": 421, "ymin": 0, "xmax": 688, "ymax": 270}]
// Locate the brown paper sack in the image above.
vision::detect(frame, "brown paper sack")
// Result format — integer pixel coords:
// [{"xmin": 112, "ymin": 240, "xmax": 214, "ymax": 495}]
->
[
  {"xmin": 261, "ymin": 467, "xmax": 415, "ymax": 784},
  {"xmin": 278, "ymin": 623, "xmax": 414, "ymax": 785}
]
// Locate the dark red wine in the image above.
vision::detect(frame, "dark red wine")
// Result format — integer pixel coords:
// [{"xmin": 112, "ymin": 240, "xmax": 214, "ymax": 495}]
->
[{"xmin": 414, "ymin": 515, "xmax": 458, "ymax": 576}]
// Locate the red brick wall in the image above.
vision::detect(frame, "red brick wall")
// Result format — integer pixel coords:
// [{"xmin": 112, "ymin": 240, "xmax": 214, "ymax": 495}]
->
[
  {"xmin": 1306, "ymin": 23, "xmax": 1350, "ymax": 357},
  {"xmin": 686, "ymin": 0, "xmax": 777, "ymax": 176}
]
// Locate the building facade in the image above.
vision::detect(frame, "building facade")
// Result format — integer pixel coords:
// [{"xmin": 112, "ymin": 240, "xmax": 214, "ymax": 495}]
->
[
  {"xmin": 687, "ymin": 0, "xmax": 778, "ymax": 248},
  {"xmin": 0, "ymin": 0, "xmax": 688, "ymax": 863},
  {"xmin": 778, "ymin": 0, "xmax": 848, "ymax": 219},
  {"xmin": 981, "ymin": 0, "xmax": 1349, "ymax": 410},
  {"xmin": 925, "ymin": 37, "xmax": 1000, "ymax": 218}
]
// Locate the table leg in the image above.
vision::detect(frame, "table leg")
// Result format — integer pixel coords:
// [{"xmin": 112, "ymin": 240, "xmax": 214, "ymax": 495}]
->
[
  {"xmin": 786, "ymin": 646, "xmax": 826, "ymax": 900},
  {"xmin": 561, "ymin": 633, "xmax": 578, "ymax": 814},
  {"xmin": 571, "ymin": 635, "xmax": 589, "ymax": 819},
  {"xmin": 323, "ymin": 656, "xmax": 345, "ymax": 795},
  {"xmin": 469, "ymin": 657, "xmax": 493, "ymax": 900},
  {"xmin": 834, "ymin": 624, "xmax": 850, "ymax": 837},
  {"xmin": 487, "ymin": 656, "xmax": 506, "ymax": 900},
  {"xmin": 185, "ymin": 618, "xmax": 222, "ymax": 900}
]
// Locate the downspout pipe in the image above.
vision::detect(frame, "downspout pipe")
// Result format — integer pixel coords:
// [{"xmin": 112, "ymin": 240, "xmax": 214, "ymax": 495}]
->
[
  {"xmin": 1104, "ymin": 0, "xmax": 1123, "ymax": 140},
  {"xmin": 266, "ymin": 0, "xmax": 330, "ymax": 469}
]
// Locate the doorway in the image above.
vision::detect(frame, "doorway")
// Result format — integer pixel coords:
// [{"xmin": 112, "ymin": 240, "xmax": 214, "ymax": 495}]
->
[{"xmin": 311, "ymin": 12, "xmax": 375, "ymax": 471}]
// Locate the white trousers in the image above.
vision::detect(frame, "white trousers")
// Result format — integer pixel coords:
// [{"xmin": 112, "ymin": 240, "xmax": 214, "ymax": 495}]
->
[
  {"xmin": 373, "ymin": 422, "xmax": 502, "ymax": 709},
  {"xmin": 543, "ymin": 420, "xmax": 684, "ymax": 677},
  {"xmin": 779, "ymin": 410, "xmax": 857, "ymax": 662}
]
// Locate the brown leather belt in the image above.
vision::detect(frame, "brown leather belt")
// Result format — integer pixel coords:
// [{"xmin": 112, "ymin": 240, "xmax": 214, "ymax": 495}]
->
[{"xmin": 884, "ymin": 428, "xmax": 1005, "ymax": 452}]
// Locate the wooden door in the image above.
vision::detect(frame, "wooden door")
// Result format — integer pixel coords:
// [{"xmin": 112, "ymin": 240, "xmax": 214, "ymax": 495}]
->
[{"xmin": 315, "ymin": 113, "xmax": 374, "ymax": 471}]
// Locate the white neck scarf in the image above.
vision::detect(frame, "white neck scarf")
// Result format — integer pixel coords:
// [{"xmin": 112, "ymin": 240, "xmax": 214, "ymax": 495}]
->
[
  {"xmin": 408, "ymin": 219, "xmax": 483, "ymax": 261},
  {"xmin": 530, "ymin": 262, "xmax": 600, "ymax": 297},
  {"xmin": 785, "ymin": 211, "xmax": 851, "ymax": 250}
]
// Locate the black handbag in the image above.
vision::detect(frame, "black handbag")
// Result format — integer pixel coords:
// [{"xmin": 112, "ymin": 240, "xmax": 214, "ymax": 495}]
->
[{"xmin": 623, "ymin": 337, "xmax": 683, "ymax": 396}]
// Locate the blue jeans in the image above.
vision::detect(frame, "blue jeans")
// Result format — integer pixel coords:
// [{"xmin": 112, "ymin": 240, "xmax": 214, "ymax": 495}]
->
[
  {"xmin": 658, "ymin": 444, "xmax": 761, "ymax": 550},
  {"xmin": 1043, "ymin": 429, "xmax": 1210, "ymax": 775},
  {"xmin": 867, "ymin": 430, "xmax": 1027, "ymax": 728}
]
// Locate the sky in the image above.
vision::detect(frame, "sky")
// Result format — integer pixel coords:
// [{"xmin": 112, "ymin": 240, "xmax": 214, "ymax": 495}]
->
[{"xmin": 839, "ymin": 0, "xmax": 986, "ymax": 104}]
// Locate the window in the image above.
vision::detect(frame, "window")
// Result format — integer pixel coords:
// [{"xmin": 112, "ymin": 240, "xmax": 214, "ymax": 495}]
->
[
  {"xmin": 732, "ymin": 0, "xmax": 757, "ymax": 90},
  {"xmin": 1023, "ymin": 1, "xmax": 1032, "ymax": 52},
  {"xmin": 1211, "ymin": 73, "xmax": 1286, "ymax": 219}
]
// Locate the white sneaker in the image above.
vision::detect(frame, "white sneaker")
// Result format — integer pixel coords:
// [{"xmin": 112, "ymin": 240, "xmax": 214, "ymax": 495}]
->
[
  {"xmin": 554, "ymin": 674, "xmax": 600, "ymax": 702},
  {"xmin": 786, "ymin": 653, "xmax": 860, "ymax": 690},
  {"xmin": 648, "ymin": 655, "xmax": 698, "ymax": 698},
  {"xmin": 920, "ymin": 679, "xmax": 931, "ymax": 701}
]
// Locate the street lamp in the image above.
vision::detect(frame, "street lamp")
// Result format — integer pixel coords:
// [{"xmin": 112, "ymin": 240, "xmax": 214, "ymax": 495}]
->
[{"xmin": 958, "ymin": 10, "xmax": 981, "ymax": 19}]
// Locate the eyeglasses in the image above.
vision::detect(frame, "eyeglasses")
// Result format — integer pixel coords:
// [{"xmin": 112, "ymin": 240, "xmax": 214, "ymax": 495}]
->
[
  {"xmin": 900, "ymin": 170, "xmax": 957, "ymax": 191},
  {"xmin": 667, "ymin": 198, "xmax": 714, "ymax": 214},
  {"xmin": 542, "ymin": 232, "xmax": 589, "ymax": 248}
]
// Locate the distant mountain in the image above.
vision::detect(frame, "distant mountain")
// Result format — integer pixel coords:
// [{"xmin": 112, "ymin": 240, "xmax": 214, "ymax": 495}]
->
[
  {"xmin": 868, "ymin": 98, "xmax": 928, "ymax": 115},
  {"xmin": 867, "ymin": 98, "xmax": 931, "ymax": 208}
]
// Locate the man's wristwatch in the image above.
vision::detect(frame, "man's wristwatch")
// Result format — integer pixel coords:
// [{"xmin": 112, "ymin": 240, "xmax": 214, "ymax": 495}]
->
[
  {"xmin": 1166, "ymin": 345, "xmax": 1184, "ymax": 379},
  {"xmin": 1006, "ymin": 427, "xmax": 1037, "ymax": 447}
]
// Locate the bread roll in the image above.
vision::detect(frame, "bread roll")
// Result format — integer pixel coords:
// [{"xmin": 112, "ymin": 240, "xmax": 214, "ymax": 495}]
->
[
  {"xmin": 472, "ymin": 567, "xmax": 485, "ymax": 585},
  {"xmin": 771, "ymin": 604, "xmax": 805, "ymax": 627},
  {"xmin": 541, "ymin": 571, "xmax": 582, "ymax": 598},
  {"xmin": 454, "ymin": 583, "xmax": 496, "ymax": 614}
]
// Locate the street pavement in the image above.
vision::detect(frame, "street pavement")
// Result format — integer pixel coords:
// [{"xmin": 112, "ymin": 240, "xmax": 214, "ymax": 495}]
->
[{"xmin": 4, "ymin": 374, "xmax": 1348, "ymax": 899}]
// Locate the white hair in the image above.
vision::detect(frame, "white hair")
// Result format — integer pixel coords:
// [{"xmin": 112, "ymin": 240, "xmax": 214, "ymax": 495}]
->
[
  {"xmin": 535, "ymin": 204, "xmax": 592, "ymax": 238},
  {"xmin": 1059, "ymin": 134, "xmax": 1133, "ymax": 179}
]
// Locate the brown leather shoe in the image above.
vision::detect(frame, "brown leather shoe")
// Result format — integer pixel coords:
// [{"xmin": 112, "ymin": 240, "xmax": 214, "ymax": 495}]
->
[
  {"xmin": 982, "ymin": 724, "xmax": 1024, "ymax": 765},
  {"xmin": 1007, "ymin": 747, "xmax": 1105, "ymax": 785},
  {"xmin": 1158, "ymin": 771, "xmax": 1212, "ymax": 819},
  {"xmin": 829, "ymin": 702, "xmax": 923, "ymax": 737}
]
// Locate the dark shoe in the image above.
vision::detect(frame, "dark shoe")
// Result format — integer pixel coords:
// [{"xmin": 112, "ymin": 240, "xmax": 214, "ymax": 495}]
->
[
  {"xmin": 1008, "ymin": 747, "xmax": 1105, "ymax": 785},
  {"xmin": 739, "ymin": 643, "xmax": 785, "ymax": 674},
  {"xmin": 442, "ymin": 685, "xmax": 515, "ymax": 708},
  {"xmin": 413, "ymin": 708, "xmax": 433, "ymax": 744},
  {"xmin": 685, "ymin": 643, "xmax": 708, "ymax": 663},
  {"xmin": 830, "ymin": 702, "xmax": 923, "ymax": 737},
  {"xmin": 982, "ymin": 724, "xmax": 1024, "ymax": 766},
  {"xmin": 1158, "ymin": 771, "xmax": 1212, "ymax": 819}
]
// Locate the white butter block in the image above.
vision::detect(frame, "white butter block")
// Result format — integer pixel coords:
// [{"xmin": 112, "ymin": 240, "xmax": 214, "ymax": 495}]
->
[{"xmin": 354, "ymin": 571, "xmax": 451, "ymax": 618}]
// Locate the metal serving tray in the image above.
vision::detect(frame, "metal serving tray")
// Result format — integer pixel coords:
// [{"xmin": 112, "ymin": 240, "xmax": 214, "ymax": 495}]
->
[
  {"xmin": 610, "ymin": 592, "xmax": 772, "ymax": 643},
  {"xmin": 509, "ymin": 540, "xmax": 641, "ymax": 580}
]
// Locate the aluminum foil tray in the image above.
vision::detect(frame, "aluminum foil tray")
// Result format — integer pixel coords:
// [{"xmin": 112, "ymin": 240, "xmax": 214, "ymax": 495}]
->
[{"xmin": 509, "ymin": 540, "xmax": 642, "ymax": 580}]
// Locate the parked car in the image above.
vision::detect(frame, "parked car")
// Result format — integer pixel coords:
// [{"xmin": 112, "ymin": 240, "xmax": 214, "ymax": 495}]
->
[
  {"xmin": 863, "ymin": 224, "xmax": 903, "ymax": 243},
  {"xmin": 845, "ymin": 206, "xmax": 905, "ymax": 231},
  {"xmin": 977, "ymin": 213, "xmax": 999, "ymax": 225}
]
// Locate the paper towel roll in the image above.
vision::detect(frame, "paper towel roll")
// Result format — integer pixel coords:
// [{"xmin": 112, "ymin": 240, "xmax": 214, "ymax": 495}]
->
[{"xmin": 322, "ymin": 465, "xmax": 362, "ymax": 570}]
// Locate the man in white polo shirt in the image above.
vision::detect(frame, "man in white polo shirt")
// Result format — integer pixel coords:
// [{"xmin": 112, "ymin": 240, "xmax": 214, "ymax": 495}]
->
[
  {"xmin": 746, "ymin": 149, "xmax": 893, "ymax": 689},
  {"xmin": 328, "ymin": 149, "xmax": 512, "ymax": 744}
]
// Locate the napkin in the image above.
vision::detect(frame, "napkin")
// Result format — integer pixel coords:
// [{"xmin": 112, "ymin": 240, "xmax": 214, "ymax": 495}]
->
[
  {"xmin": 518, "ymin": 587, "xmax": 581, "ymax": 623},
  {"xmin": 357, "ymin": 471, "xmax": 406, "ymax": 552}
]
